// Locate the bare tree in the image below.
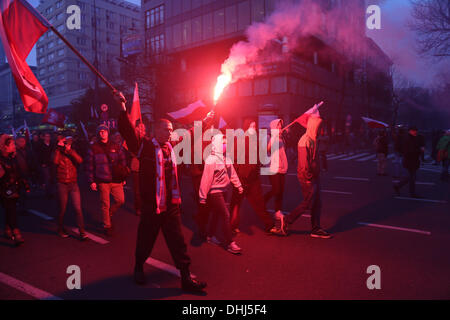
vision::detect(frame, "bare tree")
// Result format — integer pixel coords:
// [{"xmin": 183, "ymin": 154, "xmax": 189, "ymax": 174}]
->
[{"xmin": 409, "ymin": 0, "xmax": 450, "ymax": 59}]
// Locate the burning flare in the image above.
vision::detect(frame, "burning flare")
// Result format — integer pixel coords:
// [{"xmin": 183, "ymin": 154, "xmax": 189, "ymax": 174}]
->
[{"xmin": 213, "ymin": 73, "xmax": 232, "ymax": 105}]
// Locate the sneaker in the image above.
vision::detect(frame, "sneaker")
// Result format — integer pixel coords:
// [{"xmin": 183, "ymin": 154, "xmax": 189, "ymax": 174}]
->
[
  {"xmin": 311, "ymin": 228, "xmax": 332, "ymax": 239},
  {"xmin": 57, "ymin": 228, "xmax": 69, "ymax": 238},
  {"xmin": 207, "ymin": 236, "xmax": 221, "ymax": 246},
  {"xmin": 181, "ymin": 277, "xmax": 207, "ymax": 293},
  {"xmin": 226, "ymin": 241, "xmax": 242, "ymax": 255},
  {"xmin": 134, "ymin": 267, "xmax": 147, "ymax": 285},
  {"xmin": 271, "ymin": 211, "xmax": 288, "ymax": 236}
]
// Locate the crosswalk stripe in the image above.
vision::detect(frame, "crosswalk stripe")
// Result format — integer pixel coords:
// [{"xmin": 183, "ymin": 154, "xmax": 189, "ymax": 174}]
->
[
  {"xmin": 321, "ymin": 189, "xmax": 353, "ymax": 195},
  {"xmin": 68, "ymin": 228, "xmax": 109, "ymax": 244},
  {"xmin": 357, "ymin": 222, "xmax": 431, "ymax": 235},
  {"xmin": 0, "ymin": 272, "xmax": 62, "ymax": 300},
  {"xmin": 334, "ymin": 176, "xmax": 370, "ymax": 182},
  {"xmin": 357, "ymin": 154, "xmax": 376, "ymax": 161},
  {"xmin": 339, "ymin": 153, "xmax": 369, "ymax": 161},
  {"xmin": 145, "ymin": 258, "xmax": 197, "ymax": 279},
  {"xmin": 267, "ymin": 209, "xmax": 311, "ymax": 218},
  {"xmin": 419, "ymin": 168, "xmax": 441, "ymax": 173},
  {"xmin": 392, "ymin": 181, "xmax": 435, "ymax": 186},
  {"xmin": 327, "ymin": 154, "xmax": 351, "ymax": 160},
  {"xmin": 395, "ymin": 197, "xmax": 447, "ymax": 204},
  {"xmin": 28, "ymin": 210, "xmax": 54, "ymax": 221}
]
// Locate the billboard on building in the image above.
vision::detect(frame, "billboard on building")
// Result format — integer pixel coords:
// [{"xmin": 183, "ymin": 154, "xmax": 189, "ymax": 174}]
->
[{"xmin": 122, "ymin": 34, "xmax": 142, "ymax": 57}]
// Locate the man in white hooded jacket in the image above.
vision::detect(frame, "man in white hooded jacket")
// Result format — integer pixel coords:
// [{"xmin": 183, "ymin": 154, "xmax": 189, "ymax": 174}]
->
[
  {"xmin": 275, "ymin": 116, "xmax": 332, "ymax": 239},
  {"xmin": 199, "ymin": 133, "xmax": 244, "ymax": 254}
]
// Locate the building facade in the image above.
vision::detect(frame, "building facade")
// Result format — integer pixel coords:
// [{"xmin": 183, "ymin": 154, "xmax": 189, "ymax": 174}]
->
[
  {"xmin": 143, "ymin": 0, "xmax": 393, "ymax": 132},
  {"xmin": 36, "ymin": 0, "xmax": 141, "ymax": 110}
]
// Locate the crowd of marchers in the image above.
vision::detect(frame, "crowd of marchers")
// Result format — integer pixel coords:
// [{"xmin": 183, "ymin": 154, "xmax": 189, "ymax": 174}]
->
[{"xmin": 1, "ymin": 92, "xmax": 449, "ymax": 294}]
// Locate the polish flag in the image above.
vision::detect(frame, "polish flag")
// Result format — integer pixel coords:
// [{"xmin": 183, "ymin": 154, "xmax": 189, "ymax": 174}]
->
[
  {"xmin": 296, "ymin": 101, "xmax": 323, "ymax": 128},
  {"xmin": 0, "ymin": 0, "xmax": 50, "ymax": 113},
  {"xmin": 362, "ymin": 117, "xmax": 389, "ymax": 129},
  {"xmin": 129, "ymin": 82, "xmax": 142, "ymax": 127},
  {"xmin": 167, "ymin": 100, "xmax": 209, "ymax": 124}
]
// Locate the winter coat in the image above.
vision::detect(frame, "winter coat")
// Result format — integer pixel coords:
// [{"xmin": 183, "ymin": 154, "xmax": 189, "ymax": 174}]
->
[
  {"xmin": 86, "ymin": 140, "xmax": 127, "ymax": 184},
  {"xmin": 297, "ymin": 116, "xmax": 323, "ymax": 182},
  {"xmin": 53, "ymin": 146, "xmax": 83, "ymax": 184}
]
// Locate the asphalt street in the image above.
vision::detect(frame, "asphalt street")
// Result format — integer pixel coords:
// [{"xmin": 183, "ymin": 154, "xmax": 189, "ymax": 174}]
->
[{"xmin": 0, "ymin": 151, "xmax": 449, "ymax": 300}]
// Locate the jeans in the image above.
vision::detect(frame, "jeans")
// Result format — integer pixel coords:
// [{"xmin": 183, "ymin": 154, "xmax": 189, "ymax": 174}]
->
[
  {"xmin": 286, "ymin": 180, "xmax": 321, "ymax": 231},
  {"xmin": 98, "ymin": 182, "xmax": 124, "ymax": 228},
  {"xmin": 57, "ymin": 182, "xmax": 85, "ymax": 232},
  {"xmin": 264, "ymin": 173, "xmax": 286, "ymax": 212},
  {"xmin": 205, "ymin": 192, "xmax": 233, "ymax": 246},
  {"xmin": 395, "ymin": 168, "xmax": 417, "ymax": 195}
]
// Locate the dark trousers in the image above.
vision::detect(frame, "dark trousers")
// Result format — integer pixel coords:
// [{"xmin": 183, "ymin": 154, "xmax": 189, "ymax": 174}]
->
[
  {"xmin": 57, "ymin": 182, "xmax": 85, "ymax": 232},
  {"xmin": 193, "ymin": 174, "xmax": 211, "ymax": 235},
  {"xmin": 206, "ymin": 192, "xmax": 233, "ymax": 245},
  {"xmin": 132, "ymin": 172, "xmax": 141, "ymax": 212},
  {"xmin": 396, "ymin": 168, "xmax": 417, "ymax": 195},
  {"xmin": 441, "ymin": 159, "xmax": 449, "ymax": 181},
  {"xmin": 264, "ymin": 173, "xmax": 286, "ymax": 212},
  {"xmin": 230, "ymin": 178, "xmax": 274, "ymax": 231},
  {"xmin": 286, "ymin": 180, "xmax": 321, "ymax": 231},
  {"xmin": 135, "ymin": 204, "xmax": 191, "ymax": 271},
  {"xmin": 1, "ymin": 197, "xmax": 18, "ymax": 230}
]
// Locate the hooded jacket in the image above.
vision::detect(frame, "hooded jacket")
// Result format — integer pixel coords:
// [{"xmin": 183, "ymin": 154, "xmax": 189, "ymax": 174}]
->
[
  {"xmin": 268, "ymin": 119, "xmax": 288, "ymax": 175},
  {"xmin": 199, "ymin": 134, "xmax": 242, "ymax": 203},
  {"xmin": 297, "ymin": 116, "xmax": 323, "ymax": 182}
]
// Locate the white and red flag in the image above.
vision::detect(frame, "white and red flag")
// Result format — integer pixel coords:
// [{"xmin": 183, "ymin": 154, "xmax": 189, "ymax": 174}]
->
[
  {"xmin": 362, "ymin": 117, "xmax": 389, "ymax": 129},
  {"xmin": 0, "ymin": 0, "xmax": 50, "ymax": 113},
  {"xmin": 129, "ymin": 82, "xmax": 142, "ymax": 127},
  {"xmin": 296, "ymin": 101, "xmax": 323, "ymax": 128},
  {"xmin": 41, "ymin": 109, "xmax": 66, "ymax": 128},
  {"xmin": 167, "ymin": 100, "xmax": 209, "ymax": 124}
]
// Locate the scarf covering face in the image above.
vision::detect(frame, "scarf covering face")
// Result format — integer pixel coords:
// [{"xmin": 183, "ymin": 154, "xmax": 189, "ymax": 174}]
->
[{"xmin": 152, "ymin": 138, "xmax": 181, "ymax": 213}]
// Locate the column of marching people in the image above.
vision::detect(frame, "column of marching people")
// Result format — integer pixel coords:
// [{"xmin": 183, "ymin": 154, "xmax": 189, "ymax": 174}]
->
[{"xmin": 2, "ymin": 89, "xmax": 449, "ymax": 294}]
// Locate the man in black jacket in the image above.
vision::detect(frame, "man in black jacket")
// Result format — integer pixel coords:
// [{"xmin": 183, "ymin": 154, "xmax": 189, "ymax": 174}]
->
[
  {"xmin": 116, "ymin": 92, "xmax": 207, "ymax": 294},
  {"xmin": 394, "ymin": 126, "xmax": 422, "ymax": 198}
]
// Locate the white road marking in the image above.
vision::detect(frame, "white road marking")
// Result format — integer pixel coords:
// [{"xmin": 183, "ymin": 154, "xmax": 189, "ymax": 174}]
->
[
  {"xmin": 0, "ymin": 272, "xmax": 62, "ymax": 300},
  {"xmin": 321, "ymin": 189, "xmax": 353, "ymax": 195},
  {"xmin": 392, "ymin": 181, "xmax": 435, "ymax": 186},
  {"xmin": 267, "ymin": 209, "xmax": 311, "ymax": 218},
  {"xmin": 357, "ymin": 222, "xmax": 431, "ymax": 235},
  {"xmin": 327, "ymin": 154, "xmax": 352, "ymax": 160},
  {"xmin": 357, "ymin": 154, "xmax": 376, "ymax": 161},
  {"xmin": 339, "ymin": 153, "xmax": 369, "ymax": 161},
  {"xmin": 145, "ymin": 258, "xmax": 197, "ymax": 279},
  {"xmin": 68, "ymin": 228, "xmax": 109, "ymax": 244},
  {"xmin": 419, "ymin": 167, "xmax": 441, "ymax": 173},
  {"xmin": 334, "ymin": 176, "xmax": 370, "ymax": 182},
  {"xmin": 395, "ymin": 197, "xmax": 447, "ymax": 204},
  {"xmin": 28, "ymin": 210, "xmax": 53, "ymax": 221}
]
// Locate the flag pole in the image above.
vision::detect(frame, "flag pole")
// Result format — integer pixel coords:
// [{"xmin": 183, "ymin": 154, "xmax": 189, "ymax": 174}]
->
[{"xmin": 49, "ymin": 26, "xmax": 117, "ymax": 93}]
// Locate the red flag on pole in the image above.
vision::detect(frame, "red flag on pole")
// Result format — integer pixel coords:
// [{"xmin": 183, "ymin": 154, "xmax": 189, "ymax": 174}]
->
[
  {"xmin": 0, "ymin": 0, "xmax": 50, "ymax": 113},
  {"xmin": 296, "ymin": 101, "xmax": 323, "ymax": 128},
  {"xmin": 362, "ymin": 117, "xmax": 389, "ymax": 129},
  {"xmin": 129, "ymin": 82, "xmax": 142, "ymax": 127},
  {"xmin": 41, "ymin": 109, "xmax": 66, "ymax": 128}
]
